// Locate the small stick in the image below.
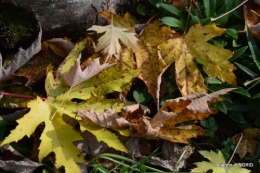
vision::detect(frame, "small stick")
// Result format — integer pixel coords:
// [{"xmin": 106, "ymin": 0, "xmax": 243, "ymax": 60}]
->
[
  {"xmin": 0, "ymin": 91, "xmax": 47, "ymax": 101},
  {"xmin": 211, "ymin": 0, "xmax": 249, "ymax": 22}
]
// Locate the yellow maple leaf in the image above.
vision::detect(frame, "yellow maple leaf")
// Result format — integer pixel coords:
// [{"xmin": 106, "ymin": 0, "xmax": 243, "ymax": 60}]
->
[
  {"xmin": 191, "ymin": 150, "xmax": 250, "ymax": 173},
  {"xmin": 159, "ymin": 23, "xmax": 236, "ymax": 96},
  {"xmin": 0, "ymin": 97, "xmax": 84, "ymax": 173}
]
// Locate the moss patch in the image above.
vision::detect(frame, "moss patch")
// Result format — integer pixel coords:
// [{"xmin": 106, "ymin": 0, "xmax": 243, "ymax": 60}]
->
[{"xmin": 0, "ymin": 3, "xmax": 39, "ymax": 47}]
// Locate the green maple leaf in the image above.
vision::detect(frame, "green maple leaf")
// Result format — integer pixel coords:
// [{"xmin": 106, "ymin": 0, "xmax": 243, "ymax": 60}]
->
[{"xmin": 191, "ymin": 150, "xmax": 250, "ymax": 173}]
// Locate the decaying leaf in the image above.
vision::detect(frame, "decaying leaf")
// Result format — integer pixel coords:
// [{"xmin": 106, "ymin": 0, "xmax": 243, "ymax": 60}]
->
[
  {"xmin": 135, "ymin": 20, "xmax": 173, "ymax": 108},
  {"xmin": 0, "ymin": 32, "xmax": 139, "ymax": 172},
  {"xmin": 88, "ymin": 12, "xmax": 139, "ymax": 59},
  {"xmin": 0, "ymin": 27, "xmax": 42, "ymax": 80},
  {"xmin": 125, "ymin": 138, "xmax": 194, "ymax": 171},
  {"xmin": 0, "ymin": 143, "xmax": 43, "ymax": 172},
  {"xmin": 15, "ymin": 38, "xmax": 74, "ymax": 86},
  {"xmin": 0, "ymin": 158, "xmax": 43, "ymax": 173},
  {"xmin": 172, "ymin": 0, "xmax": 189, "ymax": 8},
  {"xmin": 244, "ymin": 0, "xmax": 260, "ymax": 39},
  {"xmin": 122, "ymin": 88, "xmax": 235, "ymax": 143},
  {"xmin": 61, "ymin": 54, "xmax": 114, "ymax": 87},
  {"xmin": 159, "ymin": 23, "xmax": 236, "ymax": 96},
  {"xmin": 191, "ymin": 150, "xmax": 250, "ymax": 173},
  {"xmin": 78, "ymin": 108, "xmax": 130, "ymax": 129},
  {"xmin": 232, "ymin": 128, "xmax": 260, "ymax": 159}
]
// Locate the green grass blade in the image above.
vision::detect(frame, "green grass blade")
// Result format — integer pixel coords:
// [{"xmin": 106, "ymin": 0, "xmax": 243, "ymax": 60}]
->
[
  {"xmin": 246, "ymin": 23, "xmax": 260, "ymax": 70},
  {"xmin": 229, "ymin": 46, "xmax": 248, "ymax": 62},
  {"xmin": 157, "ymin": 3, "xmax": 181, "ymax": 17},
  {"xmin": 203, "ymin": 0, "xmax": 216, "ymax": 18},
  {"xmin": 234, "ymin": 62, "xmax": 257, "ymax": 78}
]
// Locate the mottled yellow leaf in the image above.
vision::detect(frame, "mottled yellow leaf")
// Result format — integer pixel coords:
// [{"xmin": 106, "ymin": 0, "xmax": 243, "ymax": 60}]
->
[
  {"xmin": 39, "ymin": 112, "xmax": 84, "ymax": 173},
  {"xmin": 159, "ymin": 23, "xmax": 236, "ymax": 96},
  {"xmin": 135, "ymin": 20, "xmax": 172, "ymax": 108}
]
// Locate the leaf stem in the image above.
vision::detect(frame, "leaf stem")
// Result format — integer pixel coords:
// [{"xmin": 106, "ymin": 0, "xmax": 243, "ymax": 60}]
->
[
  {"xmin": 50, "ymin": 87, "xmax": 72, "ymax": 120},
  {"xmin": 211, "ymin": 0, "xmax": 248, "ymax": 22},
  {"xmin": 0, "ymin": 91, "xmax": 47, "ymax": 101}
]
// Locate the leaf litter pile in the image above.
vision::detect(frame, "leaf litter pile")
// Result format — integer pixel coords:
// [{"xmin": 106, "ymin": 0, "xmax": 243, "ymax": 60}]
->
[{"xmin": 0, "ymin": 2, "xmax": 257, "ymax": 173}]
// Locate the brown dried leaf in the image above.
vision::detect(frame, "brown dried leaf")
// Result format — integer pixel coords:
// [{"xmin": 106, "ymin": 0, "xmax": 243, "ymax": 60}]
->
[
  {"xmin": 143, "ymin": 88, "xmax": 235, "ymax": 143},
  {"xmin": 244, "ymin": 0, "xmax": 260, "ymax": 39},
  {"xmin": 172, "ymin": 0, "xmax": 189, "ymax": 8},
  {"xmin": 15, "ymin": 38, "xmax": 73, "ymax": 86},
  {"xmin": 78, "ymin": 107, "xmax": 130, "ymax": 130},
  {"xmin": 232, "ymin": 128, "xmax": 260, "ymax": 159}
]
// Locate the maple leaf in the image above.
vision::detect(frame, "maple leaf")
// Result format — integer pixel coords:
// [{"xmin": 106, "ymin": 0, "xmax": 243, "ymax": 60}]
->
[
  {"xmin": 57, "ymin": 63, "xmax": 139, "ymax": 101},
  {"xmin": 159, "ymin": 23, "xmax": 236, "ymax": 96},
  {"xmin": 191, "ymin": 150, "xmax": 250, "ymax": 173},
  {"xmin": 88, "ymin": 23, "xmax": 139, "ymax": 59},
  {"xmin": 0, "ymin": 97, "xmax": 84, "ymax": 173},
  {"xmin": 79, "ymin": 119, "xmax": 128, "ymax": 153},
  {"xmin": 135, "ymin": 20, "xmax": 173, "ymax": 109},
  {"xmin": 15, "ymin": 38, "xmax": 73, "ymax": 86},
  {"xmin": 61, "ymin": 54, "xmax": 114, "ymax": 87},
  {"xmin": 58, "ymin": 38, "xmax": 89, "ymax": 74},
  {"xmin": 123, "ymin": 88, "xmax": 235, "ymax": 143},
  {"xmin": 78, "ymin": 108, "xmax": 130, "ymax": 130},
  {"xmin": 232, "ymin": 128, "xmax": 260, "ymax": 159},
  {"xmin": 0, "ymin": 27, "xmax": 42, "ymax": 80}
]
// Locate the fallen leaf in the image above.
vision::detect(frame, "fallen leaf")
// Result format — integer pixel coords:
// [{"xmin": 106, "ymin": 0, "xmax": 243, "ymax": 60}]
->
[
  {"xmin": 244, "ymin": 0, "xmax": 260, "ymax": 39},
  {"xmin": 78, "ymin": 107, "xmax": 130, "ymax": 130},
  {"xmin": 88, "ymin": 12, "xmax": 139, "ymax": 59},
  {"xmin": 191, "ymin": 150, "xmax": 250, "ymax": 173},
  {"xmin": 0, "ymin": 159, "xmax": 44, "ymax": 173},
  {"xmin": 79, "ymin": 119, "xmax": 128, "ymax": 153},
  {"xmin": 61, "ymin": 54, "xmax": 114, "ymax": 87},
  {"xmin": 172, "ymin": 0, "xmax": 189, "ymax": 8},
  {"xmin": 125, "ymin": 138, "xmax": 194, "ymax": 171},
  {"xmin": 0, "ymin": 97, "xmax": 84, "ymax": 173},
  {"xmin": 14, "ymin": 38, "xmax": 74, "ymax": 86},
  {"xmin": 135, "ymin": 20, "xmax": 173, "ymax": 108},
  {"xmin": 74, "ymin": 130, "xmax": 108, "ymax": 156},
  {"xmin": 0, "ymin": 27, "xmax": 42, "ymax": 80},
  {"xmin": 128, "ymin": 88, "xmax": 235, "ymax": 143},
  {"xmin": 43, "ymin": 38, "xmax": 74, "ymax": 57},
  {"xmin": 232, "ymin": 128, "xmax": 260, "ymax": 159},
  {"xmin": 159, "ymin": 23, "xmax": 236, "ymax": 96}
]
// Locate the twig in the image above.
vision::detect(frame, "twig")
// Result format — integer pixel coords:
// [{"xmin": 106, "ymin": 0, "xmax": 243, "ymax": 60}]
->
[
  {"xmin": 211, "ymin": 0, "xmax": 249, "ymax": 22},
  {"xmin": 227, "ymin": 132, "xmax": 243, "ymax": 164},
  {"xmin": 0, "ymin": 91, "xmax": 47, "ymax": 101}
]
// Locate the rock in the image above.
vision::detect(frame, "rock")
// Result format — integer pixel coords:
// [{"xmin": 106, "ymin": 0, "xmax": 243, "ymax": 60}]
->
[{"xmin": 7, "ymin": 0, "xmax": 129, "ymax": 40}]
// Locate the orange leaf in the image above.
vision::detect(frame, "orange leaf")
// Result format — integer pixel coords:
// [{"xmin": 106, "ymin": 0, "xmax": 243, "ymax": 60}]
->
[{"xmin": 244, "ymin": 0, "xmax": 260, "ymax": 39}]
